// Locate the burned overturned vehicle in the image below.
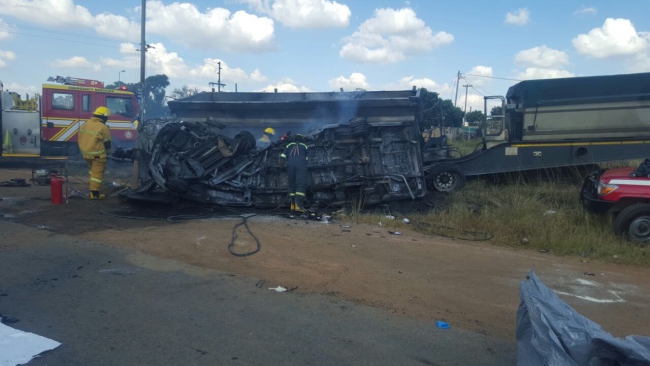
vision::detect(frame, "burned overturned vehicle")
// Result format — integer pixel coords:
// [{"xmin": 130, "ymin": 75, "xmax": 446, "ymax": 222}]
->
[{"xmin": 128, "ymin": 117, "xmax": 426, "ymax": 207}]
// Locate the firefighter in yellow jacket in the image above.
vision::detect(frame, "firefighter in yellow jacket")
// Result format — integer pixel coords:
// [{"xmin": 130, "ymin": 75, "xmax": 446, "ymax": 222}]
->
[{"xmin": 78, "ymin": 106, "xmax": 112, "ymax": 199}]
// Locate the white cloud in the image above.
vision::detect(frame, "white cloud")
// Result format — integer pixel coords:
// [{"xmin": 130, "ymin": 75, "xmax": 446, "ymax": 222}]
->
[
  {"xmin": 517, "ymin": 68, "xmax": 575, "ymax": 80},
  {"xmin": 573, "ymin": 18, "xmax": 649, "ymax": 58},
  {"xmin": 328, "ymin": 72, "xmax": 370, "ymax": 90},
  {"xmin": 94, "ymin": 13, "xmax": 140, "ymax": 41},
  {"xmin": 146, "ymin": 1, "xmax": 275, "ymax": 53},
  {"xmin": 505, "ymin": 8, "xmax": 530, "ymax": 26},
  {"xmin": 574, "ymin": 6, "xmax": 597, "ymax": 16},
  {"xmin": 0, "ymin": 18, "xmax": 13, "ymax": 40},
  {"xmin": 464, "ymin": 65, "xmax": 493, "ymax": 87},
  {"xmin": 242, "ymin": 0, "xmax": 351, "ymax": 28},
  {"xmin": 458, "ymin": 93, "xmax": 485, "ymax": 114},
  {"xmin": 0, "ymin": 49, "xmax": 16, "ymax": 68},
  {"xmin": 515, "ymin": 46, "xmax": 569, "ymax": 68},
  {"xmin": 339, "ymin": 7, "xmax": 453, "ymax": 64},
  {"xmin": 385, "ymin": 76, "xmax": 450, "ymax": 93},
  {"xmin": 3, "ymin": 82, "xmax": 38, "ymax": 96},
  {"xmin": 0, "ymin": 0, "xmax": 93, "ymax": 28},
  {"xmin": 51, "ymin": 56, "xmax": 101, "ymax": 71},
  {"xmin": 101, "ymin": 42, "xmax": 269, "ymax": 87},
  {"xmin": 257, "ymin": 80, "xmax": 311, "ymax": 92}
]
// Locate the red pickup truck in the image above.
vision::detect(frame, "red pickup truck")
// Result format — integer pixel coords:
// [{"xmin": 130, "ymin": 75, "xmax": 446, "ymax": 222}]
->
[{"xmin": 581, "ymin": 167, "xmax": 650, "ymax": 242}]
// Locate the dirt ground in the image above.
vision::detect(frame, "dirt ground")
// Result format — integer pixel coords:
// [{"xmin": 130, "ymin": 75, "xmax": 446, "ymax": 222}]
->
[{"xmin": 2, "ymin": 167, "xmax": 650, "ymax": 341}]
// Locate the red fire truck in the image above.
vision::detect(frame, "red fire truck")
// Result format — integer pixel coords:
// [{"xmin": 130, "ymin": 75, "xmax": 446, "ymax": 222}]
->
[{"xmin": 1, "ymin": 76, "xmax": 138, "ymax": 159}]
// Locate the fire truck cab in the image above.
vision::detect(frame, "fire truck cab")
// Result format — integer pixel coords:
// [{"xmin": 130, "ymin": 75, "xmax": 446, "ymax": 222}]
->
[{"xmin": 1, "ymin": 76, "xmax": 138, "ymax": 159}]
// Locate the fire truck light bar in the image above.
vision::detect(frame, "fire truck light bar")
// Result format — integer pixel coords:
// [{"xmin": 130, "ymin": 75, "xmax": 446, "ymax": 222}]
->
[{"xmin": 47, "ymin": 76, "xmax": 105, "ymax": 88}]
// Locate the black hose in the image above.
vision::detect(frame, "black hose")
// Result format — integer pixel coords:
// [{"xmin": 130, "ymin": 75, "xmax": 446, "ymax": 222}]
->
[{"xmin": 228, "ymin": 214, "xmax": 261, "ymax": 257}]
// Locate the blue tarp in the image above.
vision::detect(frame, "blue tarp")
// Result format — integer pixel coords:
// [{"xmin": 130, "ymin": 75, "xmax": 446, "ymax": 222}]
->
[{"xmin": 517, "ymin": 270, "xmax": 650, "ymax": 366}]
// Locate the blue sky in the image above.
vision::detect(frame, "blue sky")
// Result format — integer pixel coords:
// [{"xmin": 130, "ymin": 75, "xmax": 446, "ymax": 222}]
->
[{"xmin": 0, "ymin": 0, "xmax": 648, "ymax": 112}]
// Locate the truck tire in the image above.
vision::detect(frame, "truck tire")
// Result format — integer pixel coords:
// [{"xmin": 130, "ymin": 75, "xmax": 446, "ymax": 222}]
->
[
  {"xmin": 614, "ymin": 203, "xmax": 650, "ymax": 242},
  {"xmin": 427, "ymin": 164, "xmax": 466, "ymax": 192}
]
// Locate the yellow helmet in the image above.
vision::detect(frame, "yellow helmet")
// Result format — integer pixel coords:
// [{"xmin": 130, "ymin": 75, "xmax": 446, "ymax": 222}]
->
[
  {"xmin": 264, "ymin": 127, "xmax": 275, "ymax": 135},
  {"xmin": 93, "ymin": 106, "xmax": 111, "ymax": 118}
]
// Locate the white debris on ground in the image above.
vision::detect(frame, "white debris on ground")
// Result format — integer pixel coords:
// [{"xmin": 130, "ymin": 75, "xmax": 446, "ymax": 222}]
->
[{"xmin": 0, "ymin": 322, "xmax": 61, "ymax": 366}]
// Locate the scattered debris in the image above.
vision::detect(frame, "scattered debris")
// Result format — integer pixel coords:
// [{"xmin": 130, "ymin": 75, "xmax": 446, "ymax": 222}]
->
[
  {"xmin": 403, "ymin": 218, "xmax": 410, "ymax": 224},
  {"xmin": 543, "ymin": 210, "xmax": 557, "ymax": 216},
  {"xmin": 385, "ymin": 215, "xmax": 396, "ymax": 220},
  {"xmin": 351, "ymin": 245, "xmax": 357, "ymax": 248},
  {"xmin": 340, "ymin": 225, "xmax": 351, "ymax": 228},
  {"xmin": 613, "ymin": 255, "xmax": 619, "ymax": 259},
  {"xmin": 389, "ymin": 231, "xmax": 402, "ymax": 235},
  {"xmin": 538, "ymin": 249, "xmax": 549, "ymax": 253},
  {"xmin": 269, "ymin": 286, "xmax": 287, "ymax": 293},
  {"xmin": 436, "ymin": 321, "xmax": 450, "ymax": 329},
  {"xmin": 584, "ymin": 272, "xmax": 595, "ymax": 276},
  {"xmin": 0, "ymin": 322, "xmax": 61, "ymax": 365},
  {"xmin": 521, "ymin": 238, "xmax": 529, "ymax": 244},
  {"xmin": 255, "ymin": 280, "xmax": 266, "ymax": 288},
  {"xmin": 19, "ymin": 210, "xmax": 36, "ymax": 215},
  {"xmin": 342, "ymin": 229, "xmax": 351, "ymax": 233},
  {"xmin": 378, "ymin": 222, "xmax": 382, "ymax": 227},
  {"xmin": 37, "ymin": 226, "xmax": 49, "ymax": 230},
  {"xmin": 0, "ymin": 178, "xmax": 30, "ymax": 187}
]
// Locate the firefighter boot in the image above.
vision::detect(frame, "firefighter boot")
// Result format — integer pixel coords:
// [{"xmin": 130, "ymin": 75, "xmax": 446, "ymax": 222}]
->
[
  {"xmin": 90, "ymin": 190, "xmax": 106, "ymax": 200},
  {"xmin": 294, "ymin": 196, "xmax": 307, "ymax": 213},
  {"xmin": 289, "ymin": 196, "xmax": 296, "ymax": 211}
]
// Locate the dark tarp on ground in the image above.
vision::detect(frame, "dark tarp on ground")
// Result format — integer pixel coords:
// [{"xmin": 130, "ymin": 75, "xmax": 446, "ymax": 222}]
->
[
  {"xmin": 517, "ymin": 270, "xmax": 650, "ymax": 366},
  {"xmin": 506, "ymin": 72, "xmax": 650, "ymax": 108}
]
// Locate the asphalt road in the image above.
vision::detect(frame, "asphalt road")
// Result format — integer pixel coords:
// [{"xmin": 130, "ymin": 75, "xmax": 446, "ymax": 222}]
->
[{"xmin": 0, "ymin": 221, "xmax": 516, "ymax": 365}]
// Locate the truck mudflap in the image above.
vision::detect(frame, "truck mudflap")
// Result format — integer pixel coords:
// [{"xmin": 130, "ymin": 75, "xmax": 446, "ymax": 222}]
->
[{"xmin": 579, "ymin": 169, "xmax": 613, "ymax": 213}]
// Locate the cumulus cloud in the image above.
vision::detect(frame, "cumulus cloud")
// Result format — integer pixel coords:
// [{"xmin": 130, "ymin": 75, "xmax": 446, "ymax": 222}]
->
[
  {"xmin": 101, "ymin": 42, "xmax": 269, "ymax": 88},
  {"xmin": 0, "ymin": 0, "xmax": 275, "ymax": 51},
  {"xmin": 505, "ymin": 8, "xmax": 530, "ymax": 25},
  {"xmin": 458, "ymin": 93, "xmax": 485, "ymax": 115},
  {"xmin": 515, "ymin": 45, "xmax": 569, "ymax": 68},
  {"xmin": 242, "ymin": 0, "xmax": 351, "ymax": 28},
  {"xmin": 517, "ymin": 68, "xmax": 575, "ymax": 80},
  {"xmin": 257, "ymin": 80, "xmax": 311, "ymax": 92},
  {"xmin": 574, "ymin": 6, "xmax": 597, "ymax": 16},
  {"xmin": 573, "ymin": 18, "xmax": 649, "ymax": 58},
  {"xmin": 0, "ymin": 0, "xmax": 93, "ymax": 28},
  {"xmin": 463, "ymin": 66, "xmax": 493, "ymax": 87},
  {"xmin": 51, "ymin": 56, "xmax": 101, "ymax": 71},
  {"xmin": 328, "ymin": 72, "xmax": 370, "ymax": 90},
  {"xmin": 0, "ymin": 49, "xmax": 16, "ymax": 68},
  {"xmin": 339, "ymin": 7, "xmax": 453, "ymax": 64},
  {"xmin": 146, "ymin": 1, "xmax": 275, "ymax": 53},
  {"xmin": 385, "ymin": 76, "xmax": 450, "ymax": 93}
]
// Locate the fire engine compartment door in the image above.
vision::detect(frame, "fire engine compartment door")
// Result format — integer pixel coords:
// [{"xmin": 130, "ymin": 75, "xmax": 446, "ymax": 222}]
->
[{"xmin": 1, "ymin": 92, "xmax": 41, "ymax": 156}]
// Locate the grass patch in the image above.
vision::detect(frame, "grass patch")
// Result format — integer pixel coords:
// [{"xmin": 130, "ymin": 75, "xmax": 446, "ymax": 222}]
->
[
  {"xmin": 353, "ymin": 175, "xmax": 650, "ymax": 266},
  {"xmin": 450, "ymin": 139, "xmax": 482, "ymax": 156}
]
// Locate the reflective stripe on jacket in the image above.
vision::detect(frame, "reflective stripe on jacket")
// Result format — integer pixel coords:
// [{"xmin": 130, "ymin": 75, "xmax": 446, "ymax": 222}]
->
[
  {"xmin": 78, "ymin": 117, "xmax": 111, "ymax": 158},
  {"xmin": 280, "ymin": 142, "xmax": 308, "ymax": 160}
]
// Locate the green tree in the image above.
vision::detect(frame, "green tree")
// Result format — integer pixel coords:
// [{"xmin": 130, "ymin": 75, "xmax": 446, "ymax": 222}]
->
[
  {"xmin": 465, "ymin": 110, "xmax": 485, "ymax": 126},
  {"xmin": 106, "ymin": 74, "xmax": 170, "ymax": 118},
  {"xmin": 169, "ymin": 85, "xmax": 201, "ymax": 100},
  {"xmin": 419, "ymin": 88, "xmax": 465, "ymax": 128},
  {"xmin": 490, "ymin": 105, "xmax": 503, "ymax": 116}
]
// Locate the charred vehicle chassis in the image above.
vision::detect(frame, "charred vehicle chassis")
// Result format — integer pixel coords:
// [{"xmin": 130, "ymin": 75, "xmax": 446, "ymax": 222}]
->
[{"xmin": 129, "ymin": 118, "xmax": 426, "ymax": 208}]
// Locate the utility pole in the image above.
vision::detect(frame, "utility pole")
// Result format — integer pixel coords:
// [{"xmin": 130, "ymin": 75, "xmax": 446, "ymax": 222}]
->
[
  {"xmin": 209, "ymin": 62, "xmax": 226, "ymax": 92},
  {"xmin": 463, "ymin": 84, "xmax": 472, "ymax": 140},
  {"xmin": 454, "ymin": 71, "xmax": 461, "ymax": 107},
  {"xmin": 139, "ymin": 0, "xmax": 146, "ymax": 123}
]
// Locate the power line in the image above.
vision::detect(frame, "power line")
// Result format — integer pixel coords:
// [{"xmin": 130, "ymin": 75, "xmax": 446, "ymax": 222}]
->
[
  {"xmin": 464, "ymin": 73, "xmax": 523, "ymax": 82},
  {"xmin": 462, "ymin": 76, "xmax": 493, "ymax": 96},
  {"xmin": 12, "ymin": 24, "xmax": 131, "ymax": 44},
  {"xmin": 5, "ymin": 30, "xmax": 123, "ymax": 49}
]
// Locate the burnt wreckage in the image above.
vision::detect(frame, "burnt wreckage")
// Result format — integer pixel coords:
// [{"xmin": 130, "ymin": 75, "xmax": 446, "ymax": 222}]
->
[{"xmin": 126, "ymin": 90, "xmax": 441, "ymax": 207}]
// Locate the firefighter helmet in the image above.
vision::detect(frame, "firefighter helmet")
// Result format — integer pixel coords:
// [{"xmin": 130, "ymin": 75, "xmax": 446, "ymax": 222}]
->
[
  {"xmin": 264, "ymin": 127, "xmax": 275, "ymax": 135},
  {"xmin": 93, "ymin": 106, "xmax": 111, "ymax": 118}
]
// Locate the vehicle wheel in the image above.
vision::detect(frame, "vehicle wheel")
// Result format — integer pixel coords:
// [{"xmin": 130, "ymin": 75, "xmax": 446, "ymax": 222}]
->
[
  {"xmin": 614, "ymin": 203, "xmax": 650, "ymax": 242},
  {"xmin": 66, "ymin": 145, "xmax": 80, "ymax": 157},
  {"xmin": 427, "ymin": 164, "xmax": 466, "ymax": 192},
  {"xmin": 234, "ymin": 130, "xmax": 256, "ymax": 153}
]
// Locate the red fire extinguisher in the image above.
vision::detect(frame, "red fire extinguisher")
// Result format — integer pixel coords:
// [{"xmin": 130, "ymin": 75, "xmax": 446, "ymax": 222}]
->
[{"xmin": 50, "ymin": 174, "xmax": 64, "ymax": 204}]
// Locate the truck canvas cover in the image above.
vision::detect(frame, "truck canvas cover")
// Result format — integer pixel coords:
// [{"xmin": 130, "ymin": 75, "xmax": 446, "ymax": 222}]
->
[{"xmin": 506, "ymin": 72, "xmax": 650, "ymax": 108}]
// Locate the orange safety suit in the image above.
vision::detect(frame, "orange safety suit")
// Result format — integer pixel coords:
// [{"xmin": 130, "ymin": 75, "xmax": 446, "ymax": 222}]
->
[{"xmin": 78, "ymin": 117, "xmax": 112, "ymax": 191}]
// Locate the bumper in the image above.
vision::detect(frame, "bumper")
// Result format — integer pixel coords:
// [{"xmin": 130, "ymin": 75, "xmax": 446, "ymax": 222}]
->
[{"xmin": 579, "ymin": 171, "xmax": 614, "ymax": 213}]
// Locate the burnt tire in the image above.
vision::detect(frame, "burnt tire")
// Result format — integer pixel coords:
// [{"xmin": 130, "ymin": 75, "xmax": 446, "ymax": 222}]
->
[
  {"xmin": 427, "ymin": 164, "xmax": 466, "ymax": 192},
  {"xmin": 614, "ymin": 203, "xmax": 650, "ymax": 243},
  {"xmin": 234, "ymin": 130, "xmax": 256, "ymax": 153}
]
